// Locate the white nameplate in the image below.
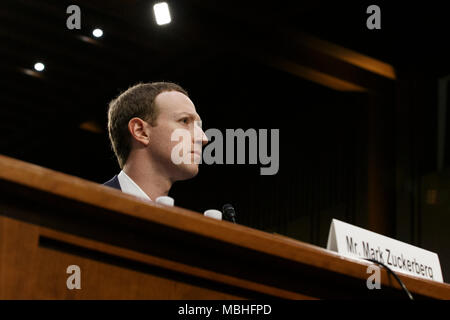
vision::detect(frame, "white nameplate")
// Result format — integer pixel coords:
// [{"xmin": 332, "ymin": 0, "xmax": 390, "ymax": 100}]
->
[{"xmin": 326, "ymin": 219, "xmax": 443, "ymax": 282}]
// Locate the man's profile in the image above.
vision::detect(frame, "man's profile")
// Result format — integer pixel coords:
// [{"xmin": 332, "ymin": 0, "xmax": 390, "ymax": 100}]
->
[{"xmin": 104, "ymin": 82, "xmax": 208, "ymax": 201}]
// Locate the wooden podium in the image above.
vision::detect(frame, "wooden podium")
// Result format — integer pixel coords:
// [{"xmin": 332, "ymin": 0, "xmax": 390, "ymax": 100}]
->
[{"xmin": 0, "ymin": 155, "xmax": 449, "ymax": 299}]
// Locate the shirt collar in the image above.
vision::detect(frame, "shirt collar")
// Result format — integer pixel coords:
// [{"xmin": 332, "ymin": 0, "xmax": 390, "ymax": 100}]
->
[{"xmin": 117, "ymin": 170, "xmax": 152, "ymax": 201}]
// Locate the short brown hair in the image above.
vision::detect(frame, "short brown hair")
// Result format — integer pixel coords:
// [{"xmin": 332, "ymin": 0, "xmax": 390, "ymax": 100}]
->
[{"xmin": 107, "ymin": 82, "xmax": 188, "ymax": 168}]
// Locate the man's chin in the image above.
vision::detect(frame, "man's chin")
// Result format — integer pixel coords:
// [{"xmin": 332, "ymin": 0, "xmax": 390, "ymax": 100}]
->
[{"xmin": 174, "ymin": 163, "xmax": 199, "ymax": 181}]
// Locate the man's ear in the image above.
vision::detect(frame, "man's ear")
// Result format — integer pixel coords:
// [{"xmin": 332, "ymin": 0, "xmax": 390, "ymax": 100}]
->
[{"xmin": 128, "ymin": 117, "xmax": 151, "ymax": 146}]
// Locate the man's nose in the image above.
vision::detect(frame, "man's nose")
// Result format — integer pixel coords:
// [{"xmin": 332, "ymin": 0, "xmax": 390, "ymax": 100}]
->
[
  {"xmin": 200, "ymin": 129, "xmax": 208, "ymax": 146},
  {"xmin": 193, "ymin": 126, "xmax": 208, "ymax": 146}
]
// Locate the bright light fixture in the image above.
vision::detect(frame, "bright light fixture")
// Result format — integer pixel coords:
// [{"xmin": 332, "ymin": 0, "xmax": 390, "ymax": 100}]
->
[
  {"xmin": 92, "ymin": 28, "xmax": 103, "ymax": 38},
  {"xmin": 153, "ymin": 2, "xmax": 171, "ymax": 25},
  {"xmin": 34, "ymin": 62, "xmax": 45, "ymax": 72}
]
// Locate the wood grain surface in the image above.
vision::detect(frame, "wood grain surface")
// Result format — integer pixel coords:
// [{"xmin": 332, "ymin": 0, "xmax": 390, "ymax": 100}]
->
[{"xmin": 0, "ymin": 154, "xmax": 449, "ymax": 299}]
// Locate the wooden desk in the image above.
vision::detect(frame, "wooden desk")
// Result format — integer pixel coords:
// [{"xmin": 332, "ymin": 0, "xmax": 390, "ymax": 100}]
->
[{"xmin": 0, "ymin": 155, "xmax": 449, "ymax": 299}]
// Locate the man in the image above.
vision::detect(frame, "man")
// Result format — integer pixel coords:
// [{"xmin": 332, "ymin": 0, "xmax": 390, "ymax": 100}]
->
[{"xmin": 104, "ymin": 82, "xmax": 208, "ymax": 201}]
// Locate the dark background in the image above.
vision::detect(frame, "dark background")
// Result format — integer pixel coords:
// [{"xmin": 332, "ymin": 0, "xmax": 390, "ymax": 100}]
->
[{"xmin": 1, "ymin": 1, "xmax": 449, "ymax": 281}]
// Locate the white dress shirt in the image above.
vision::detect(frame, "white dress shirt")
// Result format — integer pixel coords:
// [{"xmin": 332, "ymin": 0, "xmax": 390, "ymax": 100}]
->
[{"xmin": 117, "ymin": 170, "xmax": 152, "ymax": 201}]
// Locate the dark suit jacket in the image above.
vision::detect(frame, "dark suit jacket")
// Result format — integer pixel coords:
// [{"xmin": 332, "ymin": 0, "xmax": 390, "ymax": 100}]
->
[{"xmin": 103, "ymin": 175, "xmax": 121, "ymax": 190}]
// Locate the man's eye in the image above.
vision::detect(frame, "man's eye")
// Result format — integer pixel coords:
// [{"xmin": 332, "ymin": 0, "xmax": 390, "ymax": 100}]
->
[{"xmin": 180, "ymin": 118, "xmax": 189, "ymax": 124}]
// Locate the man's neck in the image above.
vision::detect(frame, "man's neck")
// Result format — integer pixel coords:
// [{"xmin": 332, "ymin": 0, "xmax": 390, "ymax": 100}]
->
[{"xmin": 122, "ymin": 158, "xmax": 172, "ymax": 201}]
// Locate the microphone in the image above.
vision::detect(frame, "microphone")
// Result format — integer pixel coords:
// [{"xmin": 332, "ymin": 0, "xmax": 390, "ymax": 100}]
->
[{"xmin": 222, "ymin": 204, "xmax": 237, "ymax": 223}]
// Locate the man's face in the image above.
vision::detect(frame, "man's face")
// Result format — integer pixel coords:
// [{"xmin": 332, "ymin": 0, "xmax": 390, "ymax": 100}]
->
[{"xmin": 147, "ymin": 90, "xmax": 207, "ymax": 181}]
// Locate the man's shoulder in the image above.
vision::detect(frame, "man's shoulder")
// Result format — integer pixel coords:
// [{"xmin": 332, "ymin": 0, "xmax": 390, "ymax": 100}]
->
[{"xmin": 103, "ymin": 175, "xmax": 121, "ymax": 190}]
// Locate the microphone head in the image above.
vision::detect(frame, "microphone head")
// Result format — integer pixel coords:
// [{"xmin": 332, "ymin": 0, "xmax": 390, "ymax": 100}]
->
[
  {"xmin": 222, "ymin": 203, "xmax": 236, "ymax": 222},
  {"xmin": 222, "ymin": 203, "xmax": 234, "ymax": 213}
]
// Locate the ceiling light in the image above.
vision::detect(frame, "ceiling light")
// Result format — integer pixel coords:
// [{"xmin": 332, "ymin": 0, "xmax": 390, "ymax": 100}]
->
[
  {"xmin": 92, "ymin": 28, "xmax": 103, "ymax": 38},
  {"xmin": 153, "ymin": 2, "xmax": 171, "ymax": 25},
  {"xmin": 34, "ymin": 62, "xmax": 45, "ymax": 72}
]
